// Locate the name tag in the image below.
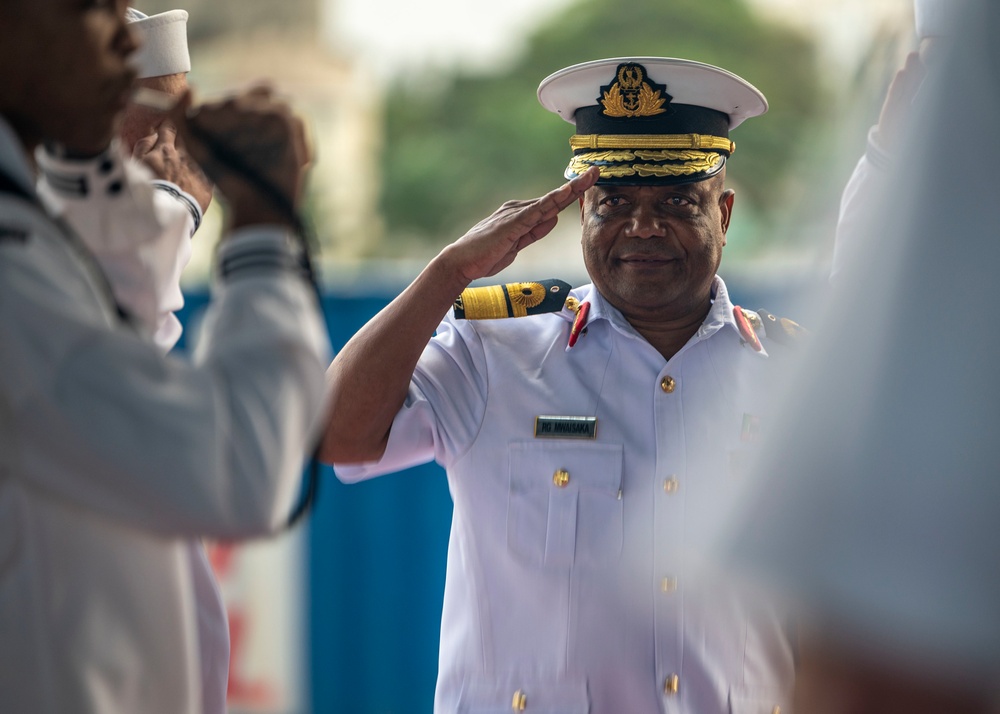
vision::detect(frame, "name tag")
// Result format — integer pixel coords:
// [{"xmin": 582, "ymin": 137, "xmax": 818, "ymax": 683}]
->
[{"xmin": 534, "ymin": 415, "xmax": 598, "ymax": 440}]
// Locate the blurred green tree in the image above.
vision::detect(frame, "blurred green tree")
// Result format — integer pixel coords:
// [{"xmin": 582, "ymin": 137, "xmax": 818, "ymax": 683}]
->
[{"xmin": 380, "ymin": 0, "xmax": 823, "ymax": 251}]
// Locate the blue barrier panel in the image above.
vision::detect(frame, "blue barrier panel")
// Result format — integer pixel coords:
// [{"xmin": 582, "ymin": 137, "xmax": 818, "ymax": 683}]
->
[
  {"xmin": 177, "ymin": 291, "xmax": 451, "ymax": 713},
  {"xmin": 309, "ymin": 462, "xmax": 451, "ymax": 713}
]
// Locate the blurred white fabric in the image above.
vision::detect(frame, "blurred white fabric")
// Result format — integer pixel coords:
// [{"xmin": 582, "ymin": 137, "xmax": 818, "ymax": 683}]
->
[{"xmin": 720, "ymin": 0, "xmax": 1000, "ymax": 690}]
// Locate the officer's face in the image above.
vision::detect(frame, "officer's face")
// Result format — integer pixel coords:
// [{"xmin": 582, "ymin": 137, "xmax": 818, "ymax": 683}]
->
[
  {"xmin": 0, "ymin": 0, "xmax": 138, "ymax": 154},
  {"xmin": 580, "ymin": 175, "xmax": 734, "ymax": 322}
]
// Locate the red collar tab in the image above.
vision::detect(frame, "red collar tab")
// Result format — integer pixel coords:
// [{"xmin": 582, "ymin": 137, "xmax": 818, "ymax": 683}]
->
[
  {"xmin": 567, "ymin": 300, "xmax": 591, "ymax": 349},
  {"xmin": 733, "ymin": 305, "xmax": 762, "ymax": 352}
]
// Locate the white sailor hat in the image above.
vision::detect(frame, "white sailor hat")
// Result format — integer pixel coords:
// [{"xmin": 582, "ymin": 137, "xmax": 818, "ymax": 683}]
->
[
  {"xmin": 537, "ymin": 57, "xmax": 767, "ymax": 185},
  {"xmin": 125, "ymin": 8, "xmax": 191, "ymax": 79}
]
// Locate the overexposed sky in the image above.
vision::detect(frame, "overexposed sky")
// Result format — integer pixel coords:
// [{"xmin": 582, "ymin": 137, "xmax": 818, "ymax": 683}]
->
[
  {"xmin": 326, "ymin": 0, "xmax": 575, "ymax": 76},
  {"xmin": 328, "ymin": 0, "xmax": 912, "ymax": 78}
]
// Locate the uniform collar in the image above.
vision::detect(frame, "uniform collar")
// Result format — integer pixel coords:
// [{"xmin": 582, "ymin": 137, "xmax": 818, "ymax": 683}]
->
[
  {"xmin": 564, "ymin": 276, "xmax": 769, "ymax": 356},
  {"xmin": 0, "ymin": 114, "xmax": 39, "ymax": 199},
  {"xmin": 34, "ymin": 142, "xmax": 123, "ymax": 203}
]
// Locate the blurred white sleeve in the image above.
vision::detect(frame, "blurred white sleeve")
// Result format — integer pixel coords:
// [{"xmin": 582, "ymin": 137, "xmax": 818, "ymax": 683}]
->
[
  {"xmin": 0, "ymin": 212, "xmax": 330, "ymax": 539},
  {"xmin": 829, "ymin": 128, "xmax": 891, "ymax": 282},
  {"xmin": 35, "ymin": 143, "xmax": 202, "ymax": 351},
  {"xmin": 723, "ymin": 0, "xmax": 1000, "ymax": 686}
]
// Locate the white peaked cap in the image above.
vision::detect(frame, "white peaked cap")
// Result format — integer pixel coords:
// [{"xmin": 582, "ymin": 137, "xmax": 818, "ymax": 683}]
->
[
  {"xmin": 538, "ymin": 57, "xmax": 767, "ymax": 130},
  {"xmin": 125, "ymin": 9, "xmax": 191, "ymax": 78}
]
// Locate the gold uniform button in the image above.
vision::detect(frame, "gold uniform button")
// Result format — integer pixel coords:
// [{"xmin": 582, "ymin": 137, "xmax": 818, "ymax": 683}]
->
[
  {"xmin": 664, "ymin": 674, "xmax": 680, "ymax": 695},
  {"xmin": 512, "ymin": 689, "xmax": 527, "ymax": 711},
  {"xmin": 661, "ymin": 576, "xmax": 678, "ymax": 594},
  {"xmin": 663, "ymin": 476, "xmax": 679, "ymax": 493},
  {"xmin": 553, "ymin": 469, "xmax": 570, "ymax": 488},
  {"xmin": 660, "ymin": 376, "xmax": 676, "ymax": 393}
]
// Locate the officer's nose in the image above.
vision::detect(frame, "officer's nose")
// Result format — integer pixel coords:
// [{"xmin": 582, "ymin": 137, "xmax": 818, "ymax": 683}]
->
[{"xmin": 623, "ymin": 204, "xmax": 665, "ymax": 240}]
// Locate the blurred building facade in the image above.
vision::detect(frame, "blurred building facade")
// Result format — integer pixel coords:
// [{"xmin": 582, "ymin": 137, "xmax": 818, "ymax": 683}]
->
[
  {"xmin": 749, "ymin": 0, "xmax": 911, "ymax": 70},
  {"xmin": 135, "ymin": 0, "xmax": 384, "ymax": 282}
]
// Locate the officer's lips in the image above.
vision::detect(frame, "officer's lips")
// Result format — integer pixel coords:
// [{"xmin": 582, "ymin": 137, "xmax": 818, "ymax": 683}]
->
[{"xmin": 618, "ymin": 253, "xmax": 680, "ymax": 268}]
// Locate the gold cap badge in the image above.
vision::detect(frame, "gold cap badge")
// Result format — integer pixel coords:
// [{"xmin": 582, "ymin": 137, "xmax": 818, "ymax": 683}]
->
[{"xmin": 600, "ymin": 63, "xmax": 672, "ymax": 118}]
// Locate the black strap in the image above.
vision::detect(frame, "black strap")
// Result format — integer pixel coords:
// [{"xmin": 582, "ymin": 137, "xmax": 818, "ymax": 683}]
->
[
  {"xmin": 0, "ymin": 166, "xmax": 38, "ymax": 204},
  {"xmin": 182, "ymin": 126, "xmax": 325, "ymax": 529}
]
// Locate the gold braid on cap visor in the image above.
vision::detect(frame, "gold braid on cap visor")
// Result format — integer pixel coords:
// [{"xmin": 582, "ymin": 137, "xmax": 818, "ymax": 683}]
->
[
  {"xmin": 567, "ymin": 134, "xmax": 734, "ymax": 179},
  {"xmin": 570, "ymin": 133, "xmax": 735, "ymax": 152}
]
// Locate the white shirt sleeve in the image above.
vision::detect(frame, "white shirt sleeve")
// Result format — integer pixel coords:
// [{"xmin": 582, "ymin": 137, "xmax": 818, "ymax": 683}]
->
[
  {"xmin": 335, "ymin": 313, "xmax": 488, "ymax": 482},
  {"xmin": 35, "ymin": 144, "xmax": 201, "ymax": 351}
]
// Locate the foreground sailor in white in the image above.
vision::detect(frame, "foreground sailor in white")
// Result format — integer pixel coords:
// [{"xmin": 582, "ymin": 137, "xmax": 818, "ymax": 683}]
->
[
  {"xmin": 0, "ymin": 0, "xmax": 329, "ymax": 711},
  {"xmin": 322, "ymin": 57, "xmax": 798, "ymax": 713},
  {"xmin": 728, "ymin": 1, "xmax": 1000, "ymax": 712},
  {"xmin": 30, "ymin": 8, "xmax": 236, "ymax": 713}
]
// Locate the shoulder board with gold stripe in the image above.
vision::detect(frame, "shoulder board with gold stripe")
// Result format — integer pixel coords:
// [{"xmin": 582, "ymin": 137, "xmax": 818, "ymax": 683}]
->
[{"xmin": 454, "ymin": 279, "xmax": 572, "ymax": 319}]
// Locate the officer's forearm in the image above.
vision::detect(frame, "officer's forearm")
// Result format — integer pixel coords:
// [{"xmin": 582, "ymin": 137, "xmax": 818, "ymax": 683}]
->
[{"xmin": 318, "ymin": 247, "xmax": 470, "ymax": 464}]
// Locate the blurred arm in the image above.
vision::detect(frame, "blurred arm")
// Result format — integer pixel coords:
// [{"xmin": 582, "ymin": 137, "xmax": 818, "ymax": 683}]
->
[
  {"xmin": 831, "ymin": 53, "xmax": 926, "ymax": 282},
  {"xmin": 2, "ymin": 88, "xmax": 329, "ymax": 538}
]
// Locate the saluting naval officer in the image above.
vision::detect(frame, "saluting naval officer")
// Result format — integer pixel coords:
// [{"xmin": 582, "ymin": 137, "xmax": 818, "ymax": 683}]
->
[
  {"xmin": 0, "ymin": 0, "xmax": 328, "ymax": 711},
  {"xmin": 321, "ymin": 57, "xmax": 797, "ymax": 713}
]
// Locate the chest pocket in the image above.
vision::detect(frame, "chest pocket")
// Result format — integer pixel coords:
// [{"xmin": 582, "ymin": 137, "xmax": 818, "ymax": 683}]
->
[{"xmin": 507, "ymin": 441, "xmax": 623, "ymax": 569}]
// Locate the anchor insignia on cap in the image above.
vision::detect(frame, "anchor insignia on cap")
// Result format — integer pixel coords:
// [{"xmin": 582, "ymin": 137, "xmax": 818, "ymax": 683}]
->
[{"xmin": 600, "ymin": 63, "xmax": 672, "ymax": 118}]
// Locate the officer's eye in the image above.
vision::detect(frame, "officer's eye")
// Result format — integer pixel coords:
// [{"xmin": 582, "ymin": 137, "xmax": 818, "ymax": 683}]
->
[
  {"xmin": 599, "ymin": 195, "xmax": 629, "ymax": 208},
  {"xmin": 665, "ymin": 195, "xmax": 693, "ymax": 207}
]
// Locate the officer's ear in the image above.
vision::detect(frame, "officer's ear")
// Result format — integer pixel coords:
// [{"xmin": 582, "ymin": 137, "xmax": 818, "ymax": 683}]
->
[{"xmin": 720, "ymin": 189, "xmax": 735, "ymax": 240}]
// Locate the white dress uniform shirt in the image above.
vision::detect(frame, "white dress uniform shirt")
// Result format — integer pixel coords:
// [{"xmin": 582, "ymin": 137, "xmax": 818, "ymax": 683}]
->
[
  {"xmin": 338, "ymin": 277, "xmax": 794, "ymax": 714},
  {"xmin": 34, "ymin": 144, "xmax": 230, "ymax": 714},
  {"xmin": 0, "ymin": 115, "xmax": 329, "ymax": 714}
]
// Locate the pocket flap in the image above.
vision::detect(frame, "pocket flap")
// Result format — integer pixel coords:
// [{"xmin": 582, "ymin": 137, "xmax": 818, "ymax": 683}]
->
[
  {"xmin": 457, "ymin": 676, "xmax": 589, "ymax": 713},
  {"xmin": 729, "ymin": 685, "xmax": 789, "ymax": 714},
  {"xmin": 509, "ymin": 441, "xmax": 622, "ymax": 494}
]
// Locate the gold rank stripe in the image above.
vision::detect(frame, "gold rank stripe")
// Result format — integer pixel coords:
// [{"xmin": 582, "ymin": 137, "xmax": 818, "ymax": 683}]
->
[
  {"xmin": 570, "ymin": 133, "xmax": 735, "ymax": 154},
  {"xmin": 458, "ymin": 284, "xmax": 509, "ymax": 319},
  {"xmin": 568, "ymin": 150, "xmax": 724, "ymax": 178}
]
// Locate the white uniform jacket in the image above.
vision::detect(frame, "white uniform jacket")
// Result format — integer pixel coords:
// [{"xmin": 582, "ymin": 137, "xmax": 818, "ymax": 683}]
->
[
  {"xmin": 0, "ymin": 117, "xmax": 329, "ymax": 714},
  {"xmin": 337, "ymin": 278, "xmax": 794, "ymax": 714}
]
